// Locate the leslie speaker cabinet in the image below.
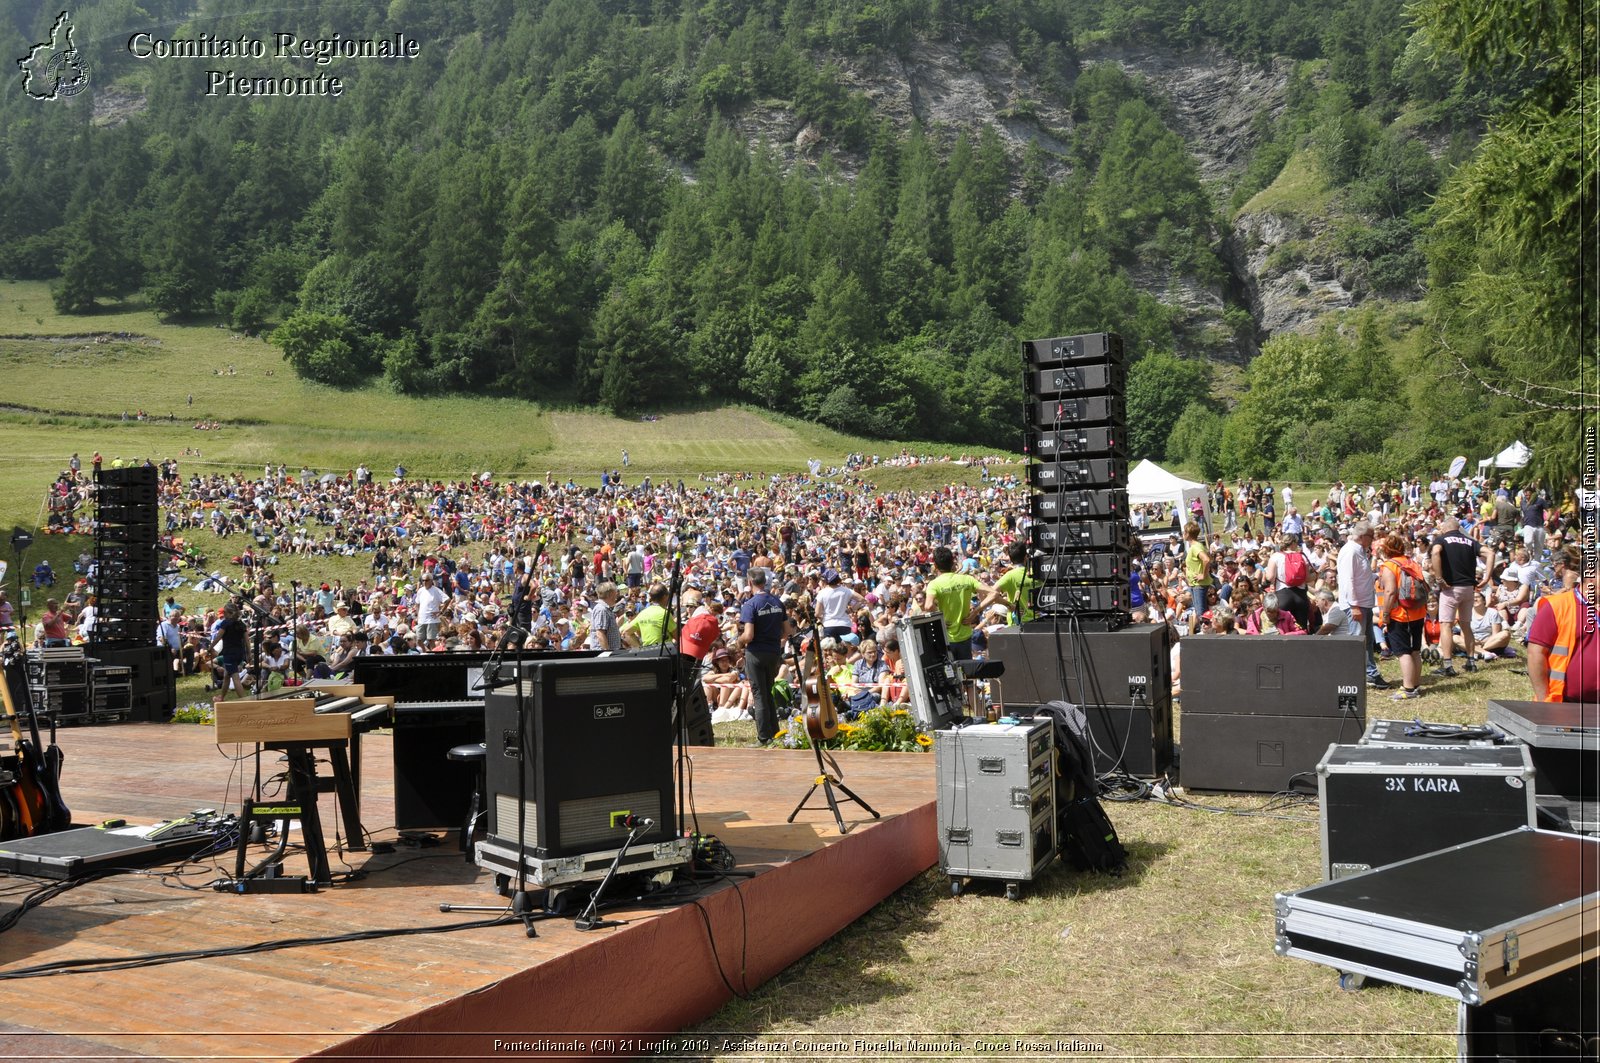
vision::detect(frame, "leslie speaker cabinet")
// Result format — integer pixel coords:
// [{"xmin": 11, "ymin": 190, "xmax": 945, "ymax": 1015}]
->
[
  {"xmin": 483, "ymin": 655, "xmax": 677, "ymax": 862},
  {"xmin": 1179, "ymin": 635, "xmax": 1366, "ymax": 793}
]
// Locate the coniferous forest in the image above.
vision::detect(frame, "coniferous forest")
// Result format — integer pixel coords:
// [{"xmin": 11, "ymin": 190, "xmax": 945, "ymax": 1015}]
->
[{"xmin": 1, "ymin": 0, "xmax": 1589, "ymax": 479}]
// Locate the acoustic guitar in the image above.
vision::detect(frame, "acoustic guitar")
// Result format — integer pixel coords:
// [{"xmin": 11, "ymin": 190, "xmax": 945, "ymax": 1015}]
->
[
  {"xmin": 804, "ymin": 611, "xmax": 840, "ymax": 744},
  {"xmin": 0, "ymin": 649, "xmax": 70, "ymax": 837}
]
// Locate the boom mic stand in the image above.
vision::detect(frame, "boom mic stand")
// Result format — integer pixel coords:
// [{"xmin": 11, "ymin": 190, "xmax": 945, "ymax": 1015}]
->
[
  {"xmin": 574, "ymin": 815, "xmax": 650, "ymax": 931},
  {"xmin": 203, "ymin": 569, "xmax": 274, "ymax": 698}
]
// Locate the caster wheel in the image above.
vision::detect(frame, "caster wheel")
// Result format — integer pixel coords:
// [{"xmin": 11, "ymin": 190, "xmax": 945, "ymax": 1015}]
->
[
  {"xmin": 949, "ymin": 878, "xmax": 962, "ymax": 897},
  {"xmin": 493, "ymin": 872, "xmax": 510, "ymax": 896},
  {"xmin": 1338, "ymin": 972, "xmax": 1366, "ymax": 992},
  {"xmin": 1005, "ymin": 883, "xmax": 1020, "ymax": 901}
]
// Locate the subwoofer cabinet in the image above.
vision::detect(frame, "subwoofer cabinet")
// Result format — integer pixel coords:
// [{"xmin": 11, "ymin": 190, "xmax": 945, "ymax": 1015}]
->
[
  {"xmin": 1179, "ymin": 634, "xmax": 1366, "ymax": 793},
  {"xmin": 988, "ymin": 623, "xmax": 1171, "ymax": 707}
]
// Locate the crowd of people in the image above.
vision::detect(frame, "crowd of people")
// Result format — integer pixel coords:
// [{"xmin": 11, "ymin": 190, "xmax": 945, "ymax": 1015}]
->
[{"xmin": 19, "ymin": 455, "xmax": 1595, "ymax": 726}]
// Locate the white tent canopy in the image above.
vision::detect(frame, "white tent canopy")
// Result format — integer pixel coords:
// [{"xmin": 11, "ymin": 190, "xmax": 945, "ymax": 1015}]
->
[
  {"xmin": 1477, "ymin": 440, "xmax": 1532, "ymax": 470},
  {"xmin": 1128, "ymin": 459, "xmax": 1208, "ymax": 516}
]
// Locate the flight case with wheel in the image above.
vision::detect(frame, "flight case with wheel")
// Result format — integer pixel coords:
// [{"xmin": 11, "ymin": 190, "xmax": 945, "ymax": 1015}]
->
[{"xmin": 935, "ymin": 719, "xmax": 1056, "ymax": 900}]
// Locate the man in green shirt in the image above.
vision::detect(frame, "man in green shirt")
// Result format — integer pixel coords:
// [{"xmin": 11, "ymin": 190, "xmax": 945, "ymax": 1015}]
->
[
  {"xmin": 922, "ymin": 546, "xmax": 995, "ymax": 660},
  {"xmin": 981, "ymin": 541, "xmax": 1035, "ymax": 625},
  {"xmin": 622, "ymin": 582, "xmax": 678, "ymax": 647}
]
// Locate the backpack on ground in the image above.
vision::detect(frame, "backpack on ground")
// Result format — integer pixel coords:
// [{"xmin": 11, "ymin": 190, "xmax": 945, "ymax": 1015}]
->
[{"xmin": 1032, "ymin": 701, "xmax": 1130, "ymax": 875}]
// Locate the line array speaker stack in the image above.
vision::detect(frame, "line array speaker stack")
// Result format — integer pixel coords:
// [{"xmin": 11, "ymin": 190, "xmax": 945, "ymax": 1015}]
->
[
  {"xmin": 1023, "ymin": 333, "xmax": 1133, "ymax": 631},
  {"xmin": 91, "ymin": 466, "xmax": 159, "ymax": 647},
  {"xmin": 90, "ymin": 467, "xmax": 175, "ymax": 721}
]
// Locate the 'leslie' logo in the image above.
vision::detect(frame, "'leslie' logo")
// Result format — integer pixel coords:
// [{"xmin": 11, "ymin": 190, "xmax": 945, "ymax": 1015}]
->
[
  {"xmin": 594, "ymin": 703, "xmax": 624, "ymax": 720},
  {"xmin": 19, "ymin": 11, "xmax": 91, "ymax": 101}
]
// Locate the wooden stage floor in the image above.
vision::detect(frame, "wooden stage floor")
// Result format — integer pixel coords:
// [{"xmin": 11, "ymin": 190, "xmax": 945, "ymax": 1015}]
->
[{"xmin": 0, "ymin": 724, "xmax": 936, "ymax": 1062}]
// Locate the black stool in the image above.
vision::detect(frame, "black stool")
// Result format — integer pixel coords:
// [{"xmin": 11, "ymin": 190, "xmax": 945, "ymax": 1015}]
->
[{"xmin": 447, "ymin": 741, "xmax": 488, "ymax": 862}]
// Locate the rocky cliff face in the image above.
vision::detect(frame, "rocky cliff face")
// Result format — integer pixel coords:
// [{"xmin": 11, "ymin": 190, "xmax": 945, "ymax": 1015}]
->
[
  {"xmin": 1225, "ymin": 209, "xmax": 1360, "ymax": 335},
  {"xmin": 728, "ymin": 37, "xmax": 1367, "ymax": 360}
]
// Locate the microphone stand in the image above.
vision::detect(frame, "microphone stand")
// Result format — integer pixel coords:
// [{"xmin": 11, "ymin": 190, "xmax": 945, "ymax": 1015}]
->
[
  {"xmin": 574, "ymin": 817, "xmax": 650, "ymax": 931},
  {"xmin": 662, "ymin": 547, "xmax": 690, "ymax": 840},
  {"xmin": 204, "ymin": 569, "xmax": 274, "ymax": 698}
]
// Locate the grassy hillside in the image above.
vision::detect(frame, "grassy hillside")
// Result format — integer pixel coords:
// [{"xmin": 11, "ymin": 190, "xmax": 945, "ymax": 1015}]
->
[{"xmin": 0, "ymin": 280, "xmax": 1014, "ymax": 532}]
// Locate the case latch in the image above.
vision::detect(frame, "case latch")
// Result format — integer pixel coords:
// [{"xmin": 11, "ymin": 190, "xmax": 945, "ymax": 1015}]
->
[{"xmin": 1503, "ymin": 931, "xmax": 1519, "ymax": 977}]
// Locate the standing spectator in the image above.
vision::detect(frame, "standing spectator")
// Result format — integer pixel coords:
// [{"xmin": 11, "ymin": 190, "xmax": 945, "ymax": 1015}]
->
[
  {"xmin": 1430, "ymin": 516, "xmax": 1492, "ymax": 677},
  {"xmin": 815, "ymin": 569, "xmax": 865, "ymax": 641},
  {"xmin": 38, "ymin": 599, "xmax": 71, "ymax": 647},
  {"xmin": 1376, "ymin": 534, "xmax": 1427, "ymax": 700},
  {"xmin": 210, "ymin": 604, "xmax": 249, "ymax": 701},
  {"xmin": 922, "ymin": 546, "xmax": 993, "ymax": 661},
  {"xmin": 1337, "ymin": 522, "xmax": 1389, "ymax": 689},
  {"xmin": 1263, "ymin": 533, "xmax": 1311, "ymax": 630},
  {"xmin": 621, "ymin": 583, "xmax": 677, "ymax": 648},
  {"xmin": 1183, "ymin": 522, "xmax": 1214, "ymax": 614},
  {"xmin": 738, "ymin": 568, "xmax": 791, "ymax": 745},
  {"xmin": 587, "ymin": 582, "xmax": 622, "ymax": 651},
  {"xmin": 1527, "ymin": 546, "xmax": 1599, "ymax": 702},
  {"xmin": 412, "ymin": 575, "xmax": 449, "ymax": 645}
]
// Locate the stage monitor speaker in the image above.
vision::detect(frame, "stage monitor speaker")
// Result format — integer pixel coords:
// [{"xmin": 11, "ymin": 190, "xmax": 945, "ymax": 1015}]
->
[
  {"xmin": 485, "ymin": 655, "xmax": 676, "ymax": 859},
  {"xmin": 1181, "ymin": 634, "xmax": 1367, "ymax": 720},
  {"xmin": 1032, "ymin": 489, "xmax": 1126, "ymax": 522},
  {"xmin": 1024, "ymin": 333, "xmax": 1125, "ymax": 368},
  {"xmin": 1030, "ymin": 364, "xmax": 1126, "ymax": 398},
  {"xmin": 1035, "ymin": 552, "xmax": 1129, "ymax": 583},
  {"xmin": 1027, "ymin": 457, "xmax": 1128, "ymax": 490},
  {"xmin": 1030, "ymin": 427, "xmax": 1126, "ymax": 460},
  {"xmin": 1034, "ymin": 583, "xmax": 1132, "ymax": 616},
  {"xmin": 1031, "ymin": 396, "xmax": 1125, "ymax": 428},
  {"xmin": 1032, "ymin": 520, "xmax": 1132, "ymax": 553},
  {"xmin": 988, "ymin": 624, "xmax": 1171, "ymax": 707},
  {"xmin": 895, "ymin": 612, "xmax": 966, "ymax": 732}
]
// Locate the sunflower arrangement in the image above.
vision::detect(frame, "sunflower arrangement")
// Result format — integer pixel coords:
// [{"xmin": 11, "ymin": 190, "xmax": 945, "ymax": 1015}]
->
[{"xmin": 774, "ymin": 705, "xmax": 930, "ymax": 752}]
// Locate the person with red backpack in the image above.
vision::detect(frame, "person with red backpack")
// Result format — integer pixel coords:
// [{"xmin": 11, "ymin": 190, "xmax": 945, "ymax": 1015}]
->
[
  {"xmin": 1377, "ymin": 533, "xmax": 1430, "ymax": 700},
  {"xmin": 1263, "ymin": 533, "xmax": 1312, "ymax": 630}
]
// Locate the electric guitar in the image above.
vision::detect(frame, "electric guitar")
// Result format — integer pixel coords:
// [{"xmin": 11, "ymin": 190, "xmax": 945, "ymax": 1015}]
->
[
  {"xmin": 0, "ymin": 648, "xmax": 70, "ymax": 836},
  {"xmin": 804, "ymin": 604, "xmax": 840, "ymax": 744}
]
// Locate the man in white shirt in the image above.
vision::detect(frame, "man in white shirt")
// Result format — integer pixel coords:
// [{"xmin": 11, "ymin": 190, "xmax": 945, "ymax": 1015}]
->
[
  {"xmin": 413, "ymin": 575, "xmax": 450, "ymax": 645},
  {"xmin": 1336, "ymin": 521, "xmax": 1388, "ymax": 688}
]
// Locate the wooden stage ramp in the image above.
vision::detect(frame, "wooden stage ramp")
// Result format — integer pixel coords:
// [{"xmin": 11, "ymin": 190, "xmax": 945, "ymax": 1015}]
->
[{"xmin": 0, "ymin": 724, "xmax": 936, "ymax": 1061}]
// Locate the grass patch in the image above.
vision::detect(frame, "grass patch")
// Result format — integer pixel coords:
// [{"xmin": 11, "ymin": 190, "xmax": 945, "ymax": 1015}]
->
[{"xmin": 1237, "ymin": 148, "xmax": 1335, "ymax": 219}]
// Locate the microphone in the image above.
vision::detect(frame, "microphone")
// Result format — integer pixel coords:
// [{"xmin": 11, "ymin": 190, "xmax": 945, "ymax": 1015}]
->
[{"xmin": 623, "ymin": 814, "xmax": 653, "ymax": 830}]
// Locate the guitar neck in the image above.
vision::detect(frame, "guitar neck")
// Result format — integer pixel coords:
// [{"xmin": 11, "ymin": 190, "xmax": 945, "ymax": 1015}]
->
[{"xmin": 0, "ymin": 663, "xmax": 28, "ymax": 746}]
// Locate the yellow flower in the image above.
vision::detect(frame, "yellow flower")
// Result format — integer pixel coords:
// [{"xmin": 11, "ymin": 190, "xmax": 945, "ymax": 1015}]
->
[
  {"xmin": 915, "ymin": 733, "xmax": 933, "ymax": 747},
  {"xmin": 891, "ymin": 709, "xmax": 909, "ymax": 717}
]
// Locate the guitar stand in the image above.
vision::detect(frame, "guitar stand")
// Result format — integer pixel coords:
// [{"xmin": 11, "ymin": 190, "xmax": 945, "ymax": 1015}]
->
[{"xmin": 788, "ymin": 743, "xmax": 878, "ymax": 835}]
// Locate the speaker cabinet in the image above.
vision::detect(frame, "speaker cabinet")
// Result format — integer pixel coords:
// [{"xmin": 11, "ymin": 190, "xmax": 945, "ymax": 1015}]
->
[
  {"xmin": 617, "ymin": 647, "xmax": 714, "ymax": 747},
  {"xmin": 989, "ymin": 624, "xmax": 1171, "ymax": 707},
  {"xmin": 1024, "ymin": 333, "xmax": 1125, "ymax": 367},
  {"xmin": 1028, "ymin": 457, "xmax": 1128, "ymax": 490},
  {"xmin": 1077, "ymin": 700, "xmax": 1173, "ymax": 778},
  {"xmin": 1030, "ymin": 364, "xmax": 1126, "ymax": 398},
  {"xmin": 1181, "ymin": 635, "xmax": 1367, "ymax": 719},
  {"xmin": 1030, "ymin": 427, "xmax": 1125, "ymax": 461},
  {"xmin": 485, "ymin": 656, "xmax": 675, "ymax": 859},
  {"xmin": 1031, "ymin": 396, "xmax": 1125, "ymax": 428},
  {"xmin": 1032, "ymin": 489, "xmax": 1126, "ymax": 521},
  {"xmin": 1032, "ymin": 520, "xmax": 1131, "ymax": 553},
  {"xmin": 87, "ymin": 644, "xmax": 177, "ymax": 722},
  {"xmin": 1180, "ymin": 712, "xmax": 1366, "ymax": 793}
]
